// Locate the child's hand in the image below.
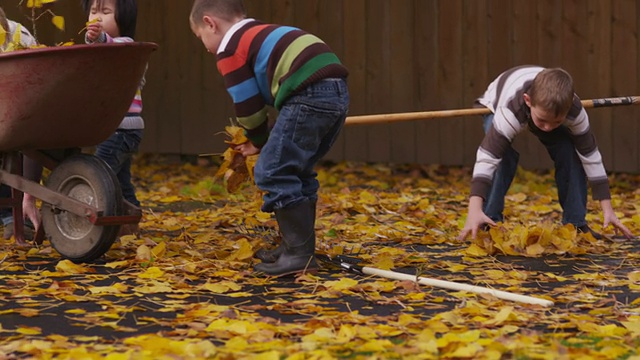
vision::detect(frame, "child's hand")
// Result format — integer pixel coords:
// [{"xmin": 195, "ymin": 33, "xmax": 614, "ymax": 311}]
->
[
  {"xmin": 601, "ymin": 199, "xmax": 634, "ymax": 239},
  {"xmin": 22, "ymin": 194, "xmax": 41, "ymax": 232},
  {"xmin": 457, "ymin": 196, "xmax": 496, "ymax": 241},
  {"xmin": 234, "ymin": 142, "xmax": 260, "ymax": 157},
  {"xmin": 86, "ymin": 20, "xmax": 103, "ymax": 42},
  {"xmin": 601, "ymin": 200, "xmax": 634, "ymax": 239}
]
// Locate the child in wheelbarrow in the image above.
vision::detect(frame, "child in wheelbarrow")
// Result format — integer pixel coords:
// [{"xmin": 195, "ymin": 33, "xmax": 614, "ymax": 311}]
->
[
  {"xmin": 190, "ymin": 0, "xmax": 350, "ymax": 276},
  {"xmin": 82, "ymin": 0, "xmax": 144, "ymax": 236},
  {"xmin": 0, "ymin": 7, "xmax": 37, "ymax": 52},
  {"xmin": 458, "ymin": 66, "xmax": 634, "ymax": 241}
]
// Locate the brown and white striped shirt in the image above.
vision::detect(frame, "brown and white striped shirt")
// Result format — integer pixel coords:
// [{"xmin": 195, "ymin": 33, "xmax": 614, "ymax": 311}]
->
[{"xmin": 471, "ymin": 65, "xmax": 610, "ymax": 201}]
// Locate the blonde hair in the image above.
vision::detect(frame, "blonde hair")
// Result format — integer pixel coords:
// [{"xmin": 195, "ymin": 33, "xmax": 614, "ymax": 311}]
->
[
  {"xmin": 528, "ymin": 68, "xmax": 575, "ymax": 117},
  {"xmin": 190, "ymin": 0, "xmax": 246, "ymax": 25}
]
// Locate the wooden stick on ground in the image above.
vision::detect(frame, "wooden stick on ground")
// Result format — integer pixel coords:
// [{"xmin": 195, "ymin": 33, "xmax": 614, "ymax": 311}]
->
[
  {"xmin": 361, "ymin": 266, "xmax": 554, "ymax": 307},
  {"xmin": 345, "ymin": 95, "xmax": 640, "ymax": 126}
]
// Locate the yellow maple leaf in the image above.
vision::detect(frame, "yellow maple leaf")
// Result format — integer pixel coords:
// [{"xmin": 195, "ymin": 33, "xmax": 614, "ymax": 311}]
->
[
  {"xmin": 51, "ymin": 15, "xmax": 65, "ymax": 30},
  {"xmin": 55, "ymin": 259, "xmax": 89, "ymax": 274},
  {"xmin": 324, "ymin": 277, "xmax": 358, "ymax": 292},
  {"xmin": 226, "ymin": 238, "xmax": 254, "ymax": 261},
  {"xmin": 17, "ymin": 326, "xmax": 42, "ymax": 335},
  {"xmin": 138, "ymin": 266, "xmax": 165, "ymax": 279}
]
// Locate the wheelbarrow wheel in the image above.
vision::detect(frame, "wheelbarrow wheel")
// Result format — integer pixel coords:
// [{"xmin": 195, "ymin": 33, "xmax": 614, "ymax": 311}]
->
[{"xmin": 42, "ymin": 154, "xmax": 122, "ymax": 263}]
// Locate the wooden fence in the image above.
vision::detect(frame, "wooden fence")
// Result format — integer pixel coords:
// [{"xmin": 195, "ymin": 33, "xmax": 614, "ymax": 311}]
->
[{"xmin": 3, "ymin": 0, "xmax": 640, "ymax": 172}]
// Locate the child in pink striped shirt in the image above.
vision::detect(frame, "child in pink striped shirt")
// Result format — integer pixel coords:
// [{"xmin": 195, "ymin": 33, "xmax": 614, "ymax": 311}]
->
[{"xmin": 83, "ymin": 0, "xmax": 144, "ymax": 235}]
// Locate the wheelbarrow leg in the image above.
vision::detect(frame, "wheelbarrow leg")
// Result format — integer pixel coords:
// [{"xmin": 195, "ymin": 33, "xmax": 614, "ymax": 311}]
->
[{"xmin": 0, "ymin": 152, "xmax": 30, "ymax": 247}]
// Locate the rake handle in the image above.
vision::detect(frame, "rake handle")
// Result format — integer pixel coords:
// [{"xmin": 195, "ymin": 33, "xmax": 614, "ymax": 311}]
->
[
  {"xmin": 362, "ymin": 266, "xmax": 554, "ymax": 307},
  {"xmin": 345, "ymin": 95, "xmax": 640, "ymax": 126}
]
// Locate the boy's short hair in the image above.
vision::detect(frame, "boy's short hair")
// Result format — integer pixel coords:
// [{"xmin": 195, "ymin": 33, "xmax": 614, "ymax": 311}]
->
[
  {"xmin": 527, "ymin": 68, "xmax": 575, "ymax": 117},
  {"xmin": 190, "ymin": 0, "xmax": 246, "ymax": 24},
  {"xmin": 81, "ymin": 0, "xmax": 137, "ymax": 38}
]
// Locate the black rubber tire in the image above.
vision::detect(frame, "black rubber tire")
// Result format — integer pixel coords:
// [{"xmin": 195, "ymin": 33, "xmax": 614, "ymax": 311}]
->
[{"xmin": 42, "ymin": 154, "xmax": 122, "ymax": 262}]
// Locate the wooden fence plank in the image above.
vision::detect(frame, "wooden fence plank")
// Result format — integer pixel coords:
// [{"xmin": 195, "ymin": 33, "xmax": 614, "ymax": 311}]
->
[
  {"xmin": 461, "ymin": 0, "xmax": 489, "ymax": 166},
  {"xmin": 586, "ymin": 0, "xmax": 613, "ymax": 168},
  {"xmin": 437, "ymin": 0, "xmax": 464, "ymax": 166},
  {"xmin": 611, "ymin": 0, "xmax": 638, "ymax": 172},
  {"xmin": 365, "ymin": 0, "xmax": 392, "ymax": 163},
  {"xmin": 389, "ymin": 1, "xmax": 417, "ymax": 164},
  {"xmin": 342, "ymin": 0, "xmax": 369, "ymax": 162},
  {"xmin": 415, "ymin": 0, "xmax": 441, "ymax": 165}
]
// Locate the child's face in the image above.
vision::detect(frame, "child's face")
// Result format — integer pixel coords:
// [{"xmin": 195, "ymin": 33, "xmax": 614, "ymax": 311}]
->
[
  {"xmin": 524, "ymin": 94, "xmax": 565, "ymax": 132},
  {"xmin": 88, "ymin": 0, "xmax": 120, "ymax": 37},
  {"xmin": 191, "ymin": 16, "xmax": 223, "ymax": 54}
]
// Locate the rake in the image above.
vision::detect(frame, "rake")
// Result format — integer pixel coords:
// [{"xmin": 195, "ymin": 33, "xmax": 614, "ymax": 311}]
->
[
  {"xmin": 317, "ymin": 254, "xmax": 554, "ymax": 307},
  {"xmin": 345, "ymin": 95, "xmax": 640, "ymax": 125}
]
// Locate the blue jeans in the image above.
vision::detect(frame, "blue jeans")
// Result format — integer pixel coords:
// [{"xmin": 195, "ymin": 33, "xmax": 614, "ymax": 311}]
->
[
  {"xmin": 95, "ymin": 129, "xmax": 143, "ymax": 207},
  {"xmin": 482, "ymin": 114, "xmax": 587, "ymax": 226},
  {"xmin": 255, "ymin": 78, "xmax": 349, "ymax": 212}
]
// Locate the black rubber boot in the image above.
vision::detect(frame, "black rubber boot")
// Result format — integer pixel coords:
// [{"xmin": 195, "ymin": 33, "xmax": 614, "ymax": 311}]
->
[
  {"xmin": 254, "ymin": 200, "xmax": 316, "ymax": 264},
  {"xmin": 254, "ymin": 200, "xmax": 318, "ymax": 276}
]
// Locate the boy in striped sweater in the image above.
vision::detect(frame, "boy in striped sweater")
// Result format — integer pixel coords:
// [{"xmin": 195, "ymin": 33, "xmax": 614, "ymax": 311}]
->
[
  {"xmin": 458, "ymin": 66, "xmax": 633, "ymax": 241},
  {"xmin": 190, "ymin": 0, "xmax": 350, "ymax": 276}
]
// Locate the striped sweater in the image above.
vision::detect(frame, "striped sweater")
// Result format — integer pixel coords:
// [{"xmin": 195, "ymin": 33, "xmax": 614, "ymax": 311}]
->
[
  {"xmin": 471, "ymin": 65, "xmax": 610, "ymax": 201},
  {"xmin": 85, "ymin": 33, "xmax": 145, "ymax": 130},
  {"xmin": 216, "ymin": 19, "xmax": 349, "ymax": 146}
]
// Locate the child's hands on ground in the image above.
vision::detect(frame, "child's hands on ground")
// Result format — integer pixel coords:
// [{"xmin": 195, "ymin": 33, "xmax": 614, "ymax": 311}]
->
[
  {"xmin": 234, "ymin": 142, "xmax": 260, "ymax": 157},
  {"xmin": 601, "ymin": 199, "xmax": 634, "ymax": 239},
  {"xmin": 86, "ymin": 20, "xmax": 103, "ymax": 42},
  {"xmin": 458, "ymin": 196, "xmax": 496, "ymax": 241}
]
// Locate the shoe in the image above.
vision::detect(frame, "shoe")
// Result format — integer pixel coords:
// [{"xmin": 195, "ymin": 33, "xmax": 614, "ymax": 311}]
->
[
  {"xmin": 253, "ymin": 200, "xmax": 319, "ymax": 276},
  {"xmin": 577, "ymin": 225, "xmax": 602, "ymax": 240}
]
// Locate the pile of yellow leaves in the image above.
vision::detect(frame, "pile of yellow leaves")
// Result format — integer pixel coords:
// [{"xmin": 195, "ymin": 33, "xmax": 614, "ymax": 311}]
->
[
  {"xmin": 214, "ymin": 125, "xmax": 259, "ymax": 193},
  {"xmin": 469, "ymin": 222, "xmax": 609, "ymax": 257}
]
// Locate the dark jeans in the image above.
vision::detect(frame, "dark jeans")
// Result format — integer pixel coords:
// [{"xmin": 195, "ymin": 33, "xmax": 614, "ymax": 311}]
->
[
  {"xmin": 95, "ymin": 129, "xmax": 143, "ymax": 207},
  {"xmin": 255, "ymin": 78, "xmax": 349, "ymax": 212},
  {"xmin": 482, "ymin": 114, "xmax": 587, "ymax": 227}
]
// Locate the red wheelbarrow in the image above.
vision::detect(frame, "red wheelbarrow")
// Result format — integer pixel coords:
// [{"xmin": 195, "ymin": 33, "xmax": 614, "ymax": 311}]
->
[{"xmin": 0, "ymin": 42, "xmax": 157, "ymax": 262}]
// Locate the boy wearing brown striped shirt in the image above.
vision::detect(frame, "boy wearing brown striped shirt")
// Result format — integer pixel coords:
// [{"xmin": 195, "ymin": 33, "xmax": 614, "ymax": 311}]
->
[{"xmin": 458, "ymin": 66, "xmax": 633, "ymax": 241}]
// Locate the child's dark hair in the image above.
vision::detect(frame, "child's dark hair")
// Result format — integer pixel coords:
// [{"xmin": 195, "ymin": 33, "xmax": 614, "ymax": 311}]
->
[
  {"xmin": 190, "ymin": 0, "xmax": 246, "ymax": 25},
  {"xmin": 528, "ymin": 68, "xmax": 575, "ymax": 117},
  {"xmin": 81, "ymin": 0, "xmax": 137, "ymax": 38}
]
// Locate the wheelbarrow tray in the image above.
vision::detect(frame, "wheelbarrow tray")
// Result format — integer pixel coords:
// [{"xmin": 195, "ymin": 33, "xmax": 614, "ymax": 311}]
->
[{"xmin": 0, "ymin": 42, "xmax": 157, "ymax": 151}]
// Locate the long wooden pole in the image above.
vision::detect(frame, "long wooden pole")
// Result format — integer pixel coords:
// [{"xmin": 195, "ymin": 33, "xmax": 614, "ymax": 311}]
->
[
  {"xmin": 362, "ymin": 266, "xmax": 554, "ymax": 307},
  {"xmin": 345, "ymin": 95, "xmax": 640, "ymax": 126}
]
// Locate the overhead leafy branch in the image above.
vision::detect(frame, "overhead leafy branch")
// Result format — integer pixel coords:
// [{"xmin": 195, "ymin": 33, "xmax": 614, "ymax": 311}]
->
[{"xmin": 19, "ymin": 0, "xmax": 65, "ymax": 39}]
